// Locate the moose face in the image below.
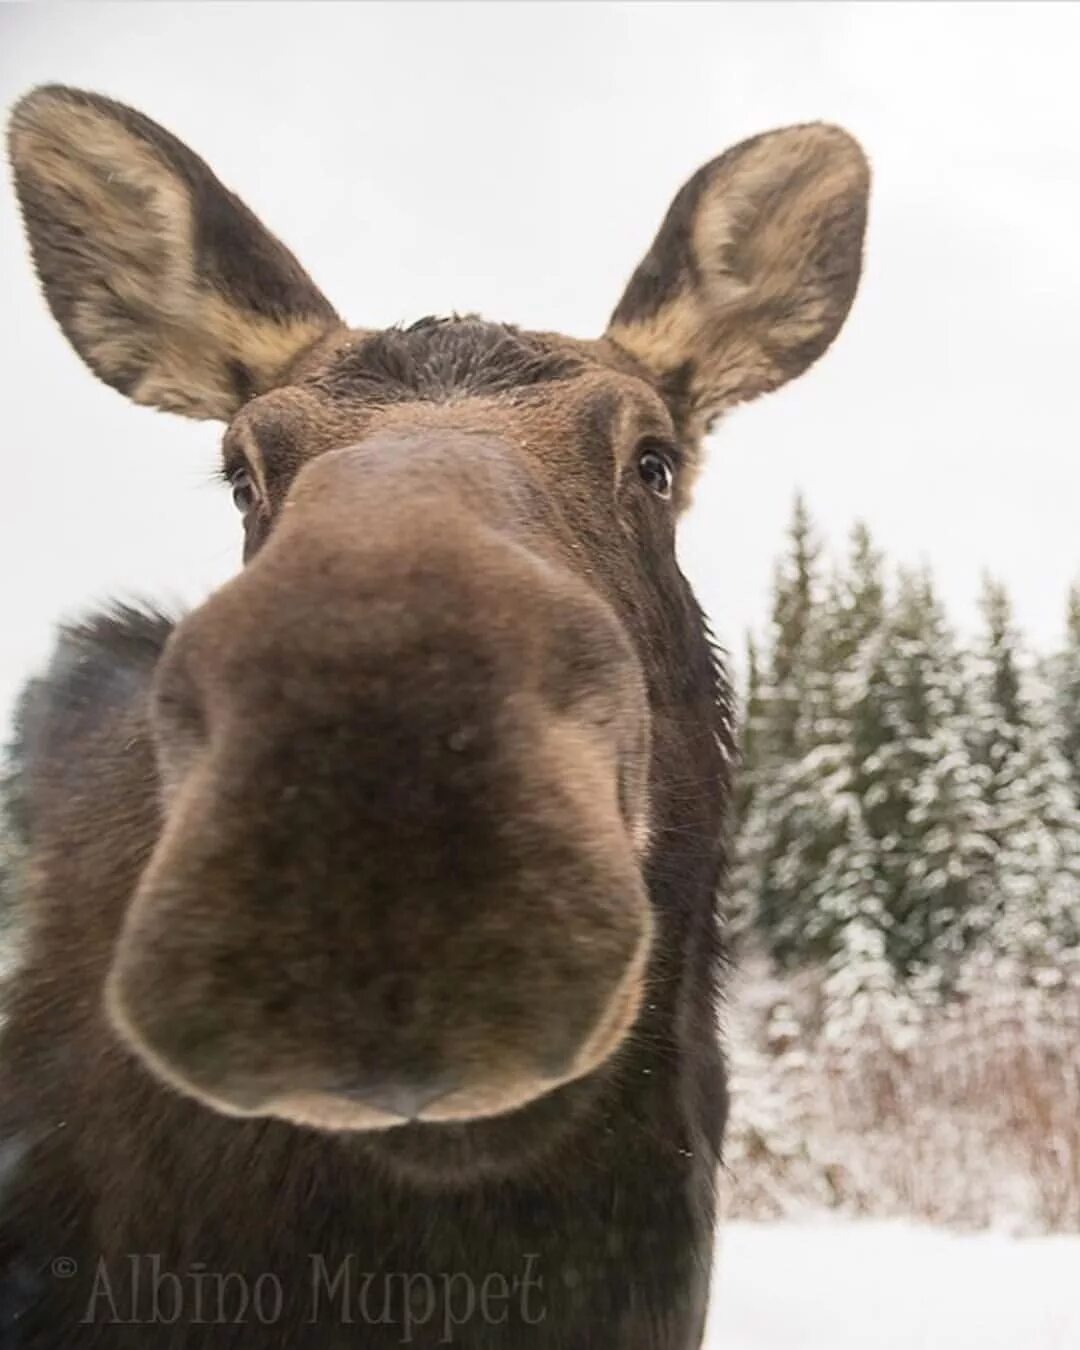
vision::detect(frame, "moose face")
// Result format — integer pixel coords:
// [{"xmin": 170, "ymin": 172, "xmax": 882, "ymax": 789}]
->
[{"xmin": 9, "ymin": 87, "xmax": 868, "ymax": 1146}]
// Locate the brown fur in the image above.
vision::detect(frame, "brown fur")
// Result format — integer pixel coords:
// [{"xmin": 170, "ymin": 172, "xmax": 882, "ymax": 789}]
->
[{"xmin": 2, "ymin": 86, "xmax": 869, "ymax": 1347}]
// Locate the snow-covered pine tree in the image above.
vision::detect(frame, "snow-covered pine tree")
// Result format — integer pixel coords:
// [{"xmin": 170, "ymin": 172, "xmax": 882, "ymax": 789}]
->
[
  {"xmin": 737, "ymin": 497, "xmax": 833, "ymax": 967},
  {"xmin": 968, "ymin": 577, "xmax": 1027, "ymax": 822},
  {"xmin": 763, "ymin": 494, "xmax": 819, "ymax": 766},
  {"xmin": 989, "ymin": 664, "xmax": 1080, "ymax": 978},
  {"xmin": 799, "ymin": 529, "xmax": 877, "ymax": 771},
  {"xmin": 740, "ymin": 516, "xmax": 893, "ymax": 970},
  {"xmin": 832, "ymin": 522, "xmax": 887, "ymax": 669},
  {"xmin": 1055, "ymin": 581, "xmax": 1080, "ymax": 808},
  {"xmin": 736, "ymin": 634, "xmax": 765, "ymax": 823},
  {"xmin": 960, "ymin": 577, "xmax": 1037, "ymax": 947},
  {"xmin": 865, "ymin": 568, "xmax": 988, "ymax": 974},
  {"xmin": 801, "ymin": 524, "xmax": 891, "ymax": 966}
]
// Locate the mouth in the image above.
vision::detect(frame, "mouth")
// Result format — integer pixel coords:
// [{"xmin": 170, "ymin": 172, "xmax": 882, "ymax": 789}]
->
[{"xmin": 246, "ymin": 1077, "xmax": 569, "ymax": 1134}]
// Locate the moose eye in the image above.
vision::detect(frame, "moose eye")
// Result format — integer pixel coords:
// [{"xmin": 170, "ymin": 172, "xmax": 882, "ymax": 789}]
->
[
  {"xmin": 637, "ymin": 445, "xmax": 676, "ymax": 500},
  {"xmin": 229, "ymin": 466, "xmax": 257, "ymax": 514}
]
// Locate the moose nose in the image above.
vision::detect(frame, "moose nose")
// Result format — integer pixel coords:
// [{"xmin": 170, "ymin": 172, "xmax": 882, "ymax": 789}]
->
[{"xmin": 110, "ymin": 448, "xmax": 654, "ymax": 1134}]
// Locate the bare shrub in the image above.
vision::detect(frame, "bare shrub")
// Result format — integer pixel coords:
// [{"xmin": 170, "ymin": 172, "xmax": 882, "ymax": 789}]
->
[{"xmin": 722, "ymin": 953, "xmax": 1080, "ymax": 1232}]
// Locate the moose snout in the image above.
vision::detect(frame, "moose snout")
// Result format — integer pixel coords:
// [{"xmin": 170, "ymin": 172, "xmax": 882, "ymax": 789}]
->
[{"xmin": 107, "ymin": 462, "xmax": 653, "ymax": 1132}]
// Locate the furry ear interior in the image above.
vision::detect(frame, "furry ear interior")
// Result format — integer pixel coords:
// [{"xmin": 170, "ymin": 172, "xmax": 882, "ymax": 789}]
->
[
  {"xmin": 8, "ymin": 85, "xmax": 341, "ymax": 420},
  {"xmin": 607, "ymin": 123, "xmax": 870, "ymax": 459}
]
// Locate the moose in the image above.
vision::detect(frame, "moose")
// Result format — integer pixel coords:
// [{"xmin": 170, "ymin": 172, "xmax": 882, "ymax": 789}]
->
[{"xmin": 0, "ymin": 86, "xmax": 868, "ymax": 1347}]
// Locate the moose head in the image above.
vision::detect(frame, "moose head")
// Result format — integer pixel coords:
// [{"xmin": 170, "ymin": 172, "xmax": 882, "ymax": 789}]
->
[{"xmin": 9, "ymin": 86, "xmax": 867, "ymax": 1156}]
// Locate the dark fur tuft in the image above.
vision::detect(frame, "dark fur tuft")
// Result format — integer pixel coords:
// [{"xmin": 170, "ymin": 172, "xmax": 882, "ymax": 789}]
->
[
  {"xmin": 24, "ymin": 604, "xmax": 174, "ymax": 749},
  {"xmin": 313, "ymin": 317, "xmax": 584, "ymax": 404}
]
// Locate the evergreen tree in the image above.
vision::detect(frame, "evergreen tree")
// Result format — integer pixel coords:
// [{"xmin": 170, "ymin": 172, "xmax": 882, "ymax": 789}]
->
[
  {"xmin": 741, "ymin": 519, "xmax": 885, "ymax": 969},
  {"xmin": 764, "ymin": 494, "xmax": 820, "ymax": 765},
  {"xmin": 832, "ymin": 522, "xmax": 887, "ymax": 670},
  {"xmin": 801, "ymin": 525, "xmax": 891, "ymax": 964},
  {"xmin": 990, "ymin": 667, "xmax": 1080, "ymax": 972},
  {"xmin": 1055, "ymin": 582, "xmax": 1080, "ymax": 807},
  {"xmin": 960, "ymin": 578, "xmax": 1034, "ymax": 944},
  {"xmin": 737, "ymin": 498, "xmax": 833, "ymax": 966},
  {"xmin": 968, "ymin": 577, "xmax": 1027, "ymax": 825},
  {"xmin": 736, "ymin": 634, "xmax": 765, "ymax": 823},
  {"xmin": 863, "ymin": 569, "xmax": 987, "ymax": 972}
]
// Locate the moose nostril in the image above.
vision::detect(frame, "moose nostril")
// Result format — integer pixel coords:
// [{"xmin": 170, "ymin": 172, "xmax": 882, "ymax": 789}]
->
[{"xmin": 333, "ymin": 1076, "xmax": 456, "ymax": 1121}]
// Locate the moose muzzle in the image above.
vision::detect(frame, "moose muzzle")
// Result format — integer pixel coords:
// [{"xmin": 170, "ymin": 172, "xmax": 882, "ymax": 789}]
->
[{"xmin": 106, "ymin": 434, "xmax": 653, "ymax": 1131}]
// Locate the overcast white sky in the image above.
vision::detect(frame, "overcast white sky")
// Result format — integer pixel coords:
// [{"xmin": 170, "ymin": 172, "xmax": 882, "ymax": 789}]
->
[{"xmin": 2, "ymin": 2, "xmax": 1078, "ymax": 734}]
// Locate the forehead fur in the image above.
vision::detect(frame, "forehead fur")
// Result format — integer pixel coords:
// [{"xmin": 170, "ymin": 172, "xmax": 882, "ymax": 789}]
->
[{"xmin": 310, "ymin": 317, "xmax": 586, "ymax": 404}]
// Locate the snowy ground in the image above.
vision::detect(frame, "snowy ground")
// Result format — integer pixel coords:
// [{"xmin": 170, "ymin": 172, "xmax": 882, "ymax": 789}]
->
[{"xmin": 705, "ymin": 1220, "xmax": 1080, "ymax": 1350}]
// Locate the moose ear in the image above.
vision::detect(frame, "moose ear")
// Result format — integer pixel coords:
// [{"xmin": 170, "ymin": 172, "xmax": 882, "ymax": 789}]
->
[
  {"xmin": 8, "ymin": 86, "xmax": 341, "ymax": 420},
  {"xmin": 607, "ymin": 123, "xmax": 869, "ymax": 452}
]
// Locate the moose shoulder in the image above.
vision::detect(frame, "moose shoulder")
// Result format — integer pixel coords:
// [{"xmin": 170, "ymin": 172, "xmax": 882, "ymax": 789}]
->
[{"xmin": 2, "ymin": 86, "xmax": 868, "ymax": 1348}]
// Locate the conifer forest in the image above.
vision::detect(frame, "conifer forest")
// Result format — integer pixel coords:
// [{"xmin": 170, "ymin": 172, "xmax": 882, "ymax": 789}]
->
[{"xmin": 725, "ymin": 499, "xmax": 1080, "ymax": 1231}]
